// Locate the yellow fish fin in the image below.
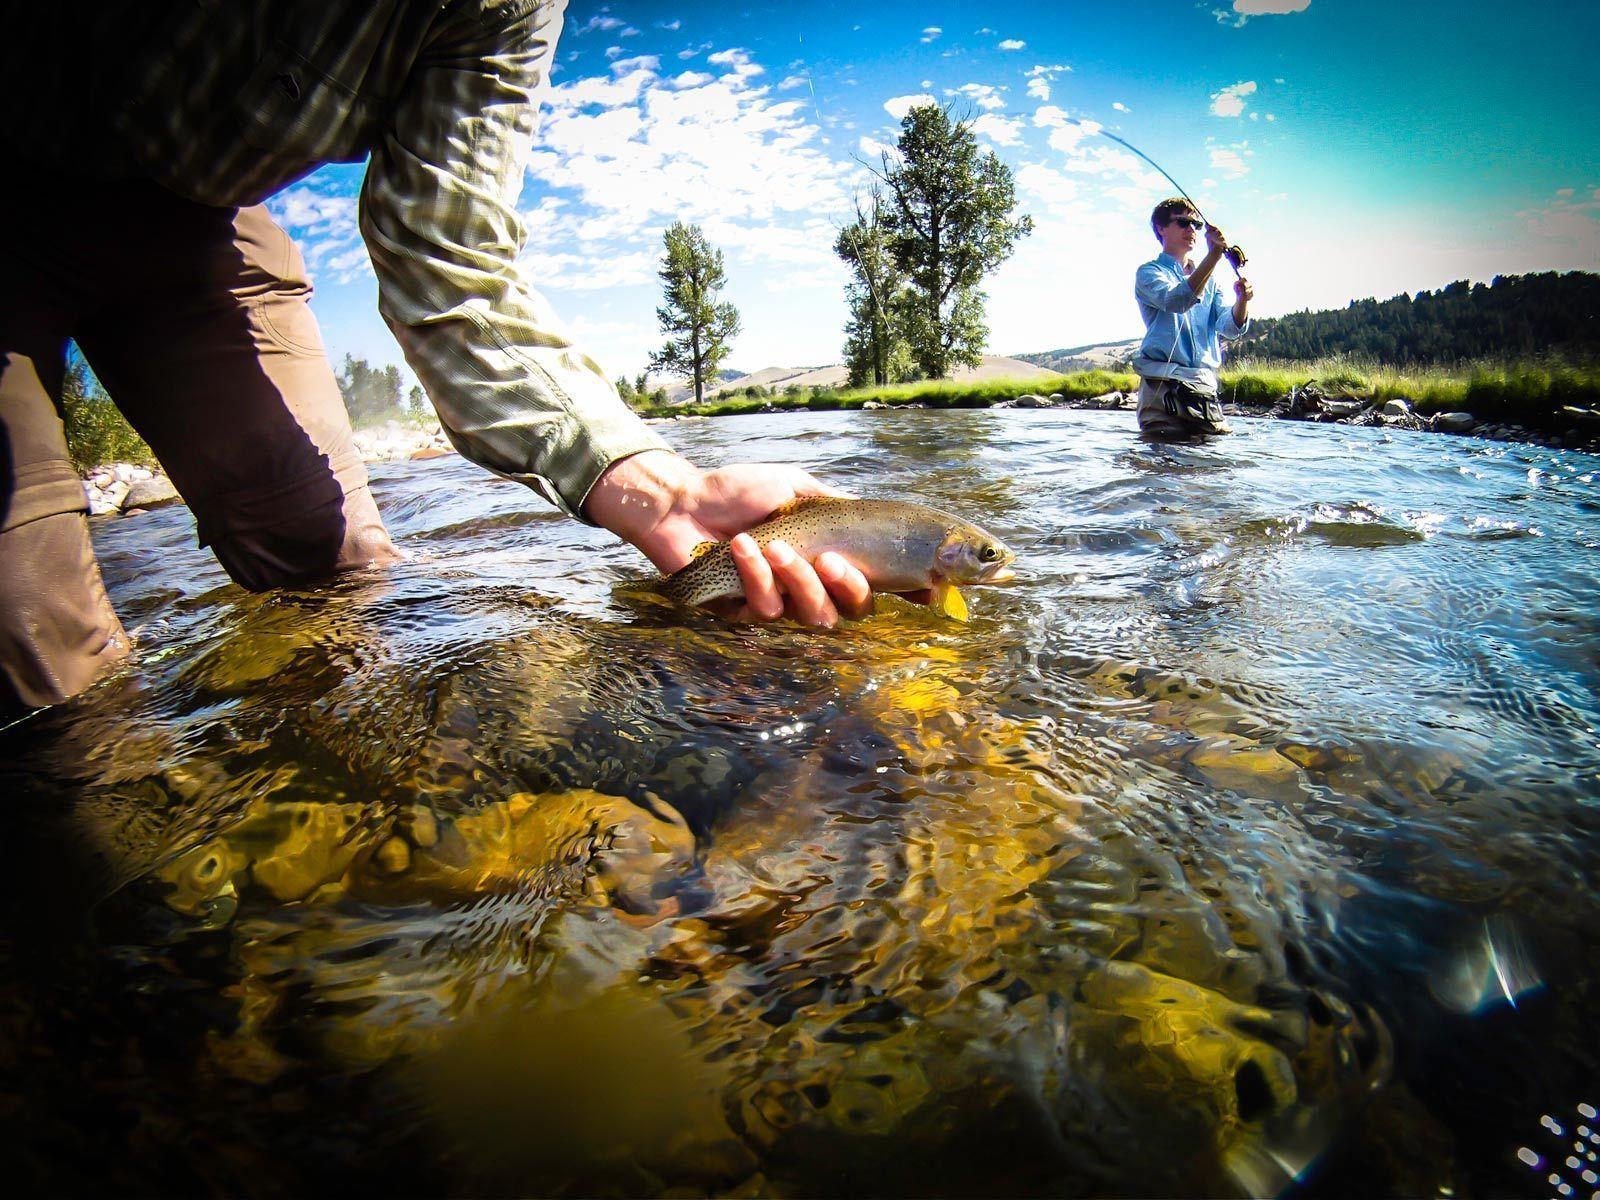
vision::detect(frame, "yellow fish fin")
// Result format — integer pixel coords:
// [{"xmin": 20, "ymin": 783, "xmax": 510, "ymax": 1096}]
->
[
  {"xmin": 688, "ymin": 540, "xmax": 720, "ymax": 561},
  {"xmin": 931, "ymin": 580, "xmax": 969, "ymax": 623}
]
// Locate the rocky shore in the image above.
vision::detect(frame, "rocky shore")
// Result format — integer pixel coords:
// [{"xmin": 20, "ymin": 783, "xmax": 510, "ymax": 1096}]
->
[
  {"xmin": 83, "ymin": 421, "xmax": 455, "ymax": 518},
  {"xmin": 993, "ymin": 386, "xmax": 1600, "ymax": 451}
]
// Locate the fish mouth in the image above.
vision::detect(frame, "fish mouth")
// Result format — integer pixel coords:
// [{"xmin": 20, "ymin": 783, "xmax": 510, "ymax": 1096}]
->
[{"xmin": 983, "ymin": 566, "xmax": 1016, "ymax": 584}]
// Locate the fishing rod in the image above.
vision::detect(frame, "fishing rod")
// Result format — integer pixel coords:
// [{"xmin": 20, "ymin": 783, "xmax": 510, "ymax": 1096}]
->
[{"xmin": 1070, "ymin": 119, "xmax": 1248, "ymax": 277}]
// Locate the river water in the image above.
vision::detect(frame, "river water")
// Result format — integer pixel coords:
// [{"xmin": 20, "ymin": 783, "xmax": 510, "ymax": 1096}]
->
[{"xmin": 3, "ymin": 409, "xmax": 1597, "ymax": 1197}]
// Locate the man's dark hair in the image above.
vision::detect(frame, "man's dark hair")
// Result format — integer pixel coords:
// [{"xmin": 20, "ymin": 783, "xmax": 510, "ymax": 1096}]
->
[{"xmin": 1150, "ymin": 197, "xmax": 1199, "ymax": 241}]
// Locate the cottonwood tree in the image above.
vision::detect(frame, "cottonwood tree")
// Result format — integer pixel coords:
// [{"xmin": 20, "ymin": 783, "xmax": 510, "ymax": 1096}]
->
[
  {"xmin": 649, "ymin": 221, "xmax": 740, "ymax": 404},
  {"xmin": 876, "ymin": 104, "xmax": 1033, "ymax": 379},
  {"xmin": 835, "ymin": 188, "xmax": 915, "ymax": 387}
]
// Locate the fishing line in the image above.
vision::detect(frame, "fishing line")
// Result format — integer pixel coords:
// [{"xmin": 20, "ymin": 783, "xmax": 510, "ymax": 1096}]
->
[{"xmin": 1069, "ymin": 118, "xmax": 1247, "ymax": 278}]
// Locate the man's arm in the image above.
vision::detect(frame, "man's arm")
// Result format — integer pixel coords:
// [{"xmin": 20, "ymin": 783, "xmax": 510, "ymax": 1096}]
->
[
  {"xmin": 1230, "ymin": 277, "xmax": 1252, "ymax": 332},
  {"xmin": 1135, "ymin": 262, "xmax": 1202, "ymax": 314},
  {"xmin": 359, "ymin": 1, "xmax": 874, "ymax": 624},
  {"xmin": 1186, "ymin": 223, "xmax": 1229, "ymax": 299},
  {"xmin": 359, "ymin": 1, "xmax": 665, "ymax": 522}
]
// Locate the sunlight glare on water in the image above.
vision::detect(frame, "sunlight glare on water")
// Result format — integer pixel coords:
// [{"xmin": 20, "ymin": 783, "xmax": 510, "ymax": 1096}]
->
[{"xmin": 2, "ymin": 409, "xmax": 1597, "ymax": 1197}]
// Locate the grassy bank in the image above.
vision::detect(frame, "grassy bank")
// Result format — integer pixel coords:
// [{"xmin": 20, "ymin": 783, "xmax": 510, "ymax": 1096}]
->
[{"xmin": 636, "ymin": 357, "xmax": 1600, "ymax": 429}]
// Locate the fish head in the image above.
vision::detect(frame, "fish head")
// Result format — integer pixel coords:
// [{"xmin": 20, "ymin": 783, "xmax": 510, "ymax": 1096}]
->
[{"xmin": 934, "ymin": 524, "xmax": 1017, "ymax": 585}]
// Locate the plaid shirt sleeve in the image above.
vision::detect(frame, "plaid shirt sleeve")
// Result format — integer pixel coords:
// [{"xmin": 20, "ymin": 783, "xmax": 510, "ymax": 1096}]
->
[{"xmin": 358, "ymin": 0, "xmax": 668, "ymax": 520}]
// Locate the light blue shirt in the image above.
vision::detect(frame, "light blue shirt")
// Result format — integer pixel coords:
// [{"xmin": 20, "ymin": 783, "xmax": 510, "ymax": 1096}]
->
[{"xmin": 1132, "ymin": 252, "xmax": 1249, "ymax": 390}]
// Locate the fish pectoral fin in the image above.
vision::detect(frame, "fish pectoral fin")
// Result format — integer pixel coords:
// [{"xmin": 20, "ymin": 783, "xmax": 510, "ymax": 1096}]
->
[
  {"xmin": 930, "ymin": 580, "xmax": 969, "ymax": 623},
  {"xmin": 688, "ymin": 540, "xmax": 720, "ymax": 561}
]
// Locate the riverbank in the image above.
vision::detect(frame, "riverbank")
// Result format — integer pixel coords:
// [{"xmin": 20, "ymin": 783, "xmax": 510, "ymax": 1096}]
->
[
  {"xmin": 638, "ymin": 360, "xmax": 1600, "ymax": 451},
  {"xmin": 79, "ymin": 367, "xmax": 1600, "ymax": 517}
]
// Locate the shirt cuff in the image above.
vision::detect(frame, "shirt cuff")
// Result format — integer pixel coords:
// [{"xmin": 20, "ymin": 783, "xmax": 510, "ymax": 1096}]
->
[{"xmin": 495, "ymin": 413, "xmax": 671, "ymax": 523}]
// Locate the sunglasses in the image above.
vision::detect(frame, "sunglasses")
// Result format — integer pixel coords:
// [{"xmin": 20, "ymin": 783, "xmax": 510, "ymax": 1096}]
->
[{"xmin": 1168, "ymin": 217, "xmax": 1205, "ymax": 231}]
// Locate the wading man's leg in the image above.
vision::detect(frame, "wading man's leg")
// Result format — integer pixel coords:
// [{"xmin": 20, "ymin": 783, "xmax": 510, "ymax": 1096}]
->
[
  {"xmin": 73, "ymin": 184, "xmax": 401, "ymax": 593},
  {"xmin": 0, "ymin": 177, "xmax": 400, "ymax": 712}
]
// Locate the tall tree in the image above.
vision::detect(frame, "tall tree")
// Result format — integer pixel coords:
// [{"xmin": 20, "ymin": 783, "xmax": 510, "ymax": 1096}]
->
[
  {"xmin": 835, "ymin": 188, "xmax": 914, "ymax": 387},
  {"xmin": 877, "ymin": 104, "xmax": 1034, "ymax": 379},
  {"xmin": 649, "ymin": 221, "xmax": 740, "ymax": 404}
]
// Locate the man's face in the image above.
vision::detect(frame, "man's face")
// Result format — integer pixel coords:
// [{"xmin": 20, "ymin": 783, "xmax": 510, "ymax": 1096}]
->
[{"xmin": 1161, "ymin": 212, "xmax": 1203, "ymax": 256}]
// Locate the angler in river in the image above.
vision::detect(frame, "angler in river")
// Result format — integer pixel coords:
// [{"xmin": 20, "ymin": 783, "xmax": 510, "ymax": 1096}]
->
[
  {"xmin": 0, "ymin": 0, "xmax": 889, "ymax": 719},
  {"xmin": 1132, "ymin": 197, "xmax": 1255, "ymax": 439}
]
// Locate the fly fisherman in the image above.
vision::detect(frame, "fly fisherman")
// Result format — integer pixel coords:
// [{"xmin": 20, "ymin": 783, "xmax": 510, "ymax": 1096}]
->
[
  {"xmin": 0, "ymin": 0, "xmax": 877, "ymax": 713},
  {"xmin": 1132, "ymin": 198, "xmax": 1254, "ymax": 438}
]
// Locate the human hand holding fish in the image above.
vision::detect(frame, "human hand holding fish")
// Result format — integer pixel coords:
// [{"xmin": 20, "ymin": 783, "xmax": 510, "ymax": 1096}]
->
[
  {"xmin": 584, "ymin": 449, "xmax": 879, "ymax": 627},
  {"xmin": 585, "ymin": 450, "xmax": 1016, "ymax": 625}
]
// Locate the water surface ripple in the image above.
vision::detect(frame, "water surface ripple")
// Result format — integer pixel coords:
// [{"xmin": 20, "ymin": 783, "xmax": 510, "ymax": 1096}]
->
[{"xmin": 3, "ymin": 410, "xmax": 1597, "ymax": 1197}]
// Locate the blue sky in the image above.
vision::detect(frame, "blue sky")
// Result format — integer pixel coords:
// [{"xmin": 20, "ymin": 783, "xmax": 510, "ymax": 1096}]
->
[{"xmin": 268, "ymin": 0, "xmax": 1600, "ymax": 381}]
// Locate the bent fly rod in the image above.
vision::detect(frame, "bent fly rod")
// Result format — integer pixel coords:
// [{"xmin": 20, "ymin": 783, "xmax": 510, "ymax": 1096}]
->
[{"xmin": 1071, "ymin": 119, "xmax": 1248, "ymax": 276}]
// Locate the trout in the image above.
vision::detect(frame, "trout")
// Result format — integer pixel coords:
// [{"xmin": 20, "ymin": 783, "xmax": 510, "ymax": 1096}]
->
[{"xmin": 660, "ymin": 497, "xmax": 1016, "ymax": 621}]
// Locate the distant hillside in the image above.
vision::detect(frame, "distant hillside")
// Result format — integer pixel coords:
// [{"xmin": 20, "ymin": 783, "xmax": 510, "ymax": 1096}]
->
[
  {"xmin": 1239, "ymin": 271, "xmax": 1600, "ymax": 364},
  {"xmin": 1014, "ymin": 339, "xmax": 1139, "ymax": 374}
]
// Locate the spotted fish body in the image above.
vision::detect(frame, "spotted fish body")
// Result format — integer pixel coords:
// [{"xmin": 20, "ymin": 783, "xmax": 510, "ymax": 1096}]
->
[{"xmin": 660, "ymin": 497, "xmax": 1016, "ymax": 617}]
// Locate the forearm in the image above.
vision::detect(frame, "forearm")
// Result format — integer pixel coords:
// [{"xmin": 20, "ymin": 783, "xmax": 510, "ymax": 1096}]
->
[
  {"xmin": 581, "ymin": 449, "xmax": 702, "ymax": 570},
  {"xmin": 1233, "ymin": 295, "xmax": 1249, "ymax": 326},
  {"xmin": 1189, "ymin": 249, "xmax": 1224, "ymax": 297}
]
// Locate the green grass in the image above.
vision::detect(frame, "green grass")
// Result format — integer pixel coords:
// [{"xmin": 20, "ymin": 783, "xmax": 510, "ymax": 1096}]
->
[
  {"xmin": 638, "ymin": 356, "xmax": 1600, "ymax": 429},
  {"xmin": 1220, "ymin": 356, "xmax": 1600, "ymax": 426},
  {"xmin": 635, "ymin": 369, "xmax": 1140, "ymax": 419}
]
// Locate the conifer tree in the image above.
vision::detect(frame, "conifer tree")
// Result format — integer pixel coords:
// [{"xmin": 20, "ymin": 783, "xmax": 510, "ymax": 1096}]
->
[
  {"xmin": 876, "ymin": 104, "xmax": 1033, "ymax": 379},
  {"xmin": 649, "ymin": 221, "xmax": 741, "ymax": 404}
]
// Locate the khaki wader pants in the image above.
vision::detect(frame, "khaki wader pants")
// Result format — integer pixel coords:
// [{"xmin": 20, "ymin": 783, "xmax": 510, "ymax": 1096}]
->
[{"xmin": 0, "ymin": 177, "xmax": 398, "ymax": 711}]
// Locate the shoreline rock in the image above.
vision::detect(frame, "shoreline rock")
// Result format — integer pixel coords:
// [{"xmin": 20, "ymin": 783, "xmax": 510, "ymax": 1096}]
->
[{"xmin": 83, "ymin": 421, "xmax": 456, "ymax": 518}]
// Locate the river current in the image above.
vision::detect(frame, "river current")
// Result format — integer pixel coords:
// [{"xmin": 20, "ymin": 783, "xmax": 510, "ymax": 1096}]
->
[{"xmin": 3, "ymin": 409, "xmax": 1597, "ymax": 1197}]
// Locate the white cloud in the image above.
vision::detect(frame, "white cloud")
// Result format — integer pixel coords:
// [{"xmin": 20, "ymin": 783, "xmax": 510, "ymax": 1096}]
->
[
  {"xmin": 859, "ymin": 135, "xmax": 896, "ymax": 159},
  {"xmin": 655, "ymin": 19, "xmax": 682, "ymax": 31},
  {"xmin": 269, "ymin": 185, "xmax": 369, "ymax": 283},
  {"xmin": 998, "ymin": 39, "xmax": 1026, "ymax": 51},
  {"xmin": 921, "ymin": 26, "xmax": 942, "ymax": 43},
  {"xmin": 575, "ymin": 11, "xmax": 624, "ymax": 35},
  {"xmin": 920, "ymin": 79, "xmax": 933, "ymax": 89},
  {"xmin": 777, "ymin": 73, "xmax": 807, "ymax": 91},
  {"xmin": 971, "ymin": 113, "xmax": 1023, "ymax": 146},
  {"xmin": 949, "ymin": 82, "xmax": 1006, "ymax": 111},
  {"xmin": 524, "ymin": 45, "xmax": 854, "ymax": 288},
  {"xmin": 1236, "ymin": 1, "xmax": 1311, "ymax": 14},
  {"xmin": 1209, "ymin": 80, "xmax": 1257, "ymax": 118},
  {"xmin": 708, "ymin": 47, "xmax": 764, "ymax": 77},
  {"xmin": 884, "ymin": 93, "xmax": 939, "ymax": 119},
  {"xmin": 522, "ymin": 250, "xmax": 656, "ymax": 291},
  {"xmin": 1112, "ymin": 101, "xmax": 1130, "ymax": 113},
  {"xmin": 1024, "ymin": 63, "xmax": 1071, "ymax": 103},
  {"xmin": 609, "ymin": 55, "xmax": 659, "ymax": 74},
  {"xmin": 1208, "ymin": 140, "xmax": 1254, "ymax": 178},
  {"xmin": 1517, "ymin": 186, "xmax": 1600, "ymax": 257}
]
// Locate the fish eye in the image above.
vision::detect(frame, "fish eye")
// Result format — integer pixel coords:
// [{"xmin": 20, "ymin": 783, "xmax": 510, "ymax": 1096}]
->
[{"xmin": 980, "ymin": 545, "xmax": 999, "ymax": 562}]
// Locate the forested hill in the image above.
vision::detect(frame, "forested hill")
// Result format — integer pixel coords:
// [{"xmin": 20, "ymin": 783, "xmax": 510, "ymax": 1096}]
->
[{"xmin": 1239, "ymin": 271, "xmax": 1600, "ymax": 364}]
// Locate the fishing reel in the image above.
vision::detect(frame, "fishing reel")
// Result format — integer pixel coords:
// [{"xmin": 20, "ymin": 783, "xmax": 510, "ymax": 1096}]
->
[{"xmin": 1223, "ymin": 242, "xmax": 1247, "ymax": 274}]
